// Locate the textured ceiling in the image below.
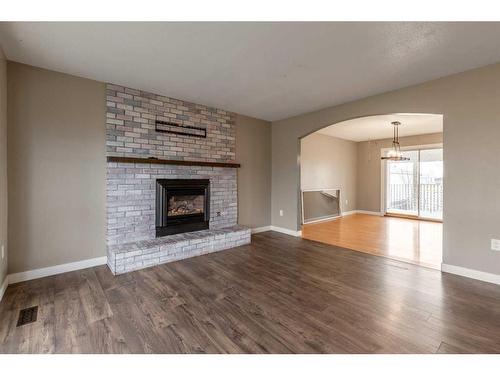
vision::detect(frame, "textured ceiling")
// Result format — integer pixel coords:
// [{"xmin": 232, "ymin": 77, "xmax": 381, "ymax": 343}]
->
[{"xmin": 1, "ymin": 22, "xmax": 500, "ymax": 121}]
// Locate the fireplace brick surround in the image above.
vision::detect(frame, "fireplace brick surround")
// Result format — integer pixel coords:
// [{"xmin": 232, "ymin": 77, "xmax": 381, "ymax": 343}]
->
[
  {"xmin": 105, "ymin": 84, "xmax": 250, "ymax": 274},
  {"xmin": 106, "ymin": 83, "xmax": 236, "ymax": 161},
  {"xmin": 107, "ymin": 163, "xmax": 237, "ymax": 245}
]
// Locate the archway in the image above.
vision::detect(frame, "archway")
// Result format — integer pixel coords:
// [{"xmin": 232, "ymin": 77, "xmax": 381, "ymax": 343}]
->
[{"xmin": 298, "ymin": 113, "xmax": 444, "ymax": 269}]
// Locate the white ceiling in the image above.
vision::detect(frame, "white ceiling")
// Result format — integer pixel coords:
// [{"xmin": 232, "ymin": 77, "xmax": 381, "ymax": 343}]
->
[
  {"xmin": 317, "ymin": 113, "xmax": 443, "ymax": 142},
  {"xmin": 1, "ymin": 22, "xmax": 500, "ymax": 121}
]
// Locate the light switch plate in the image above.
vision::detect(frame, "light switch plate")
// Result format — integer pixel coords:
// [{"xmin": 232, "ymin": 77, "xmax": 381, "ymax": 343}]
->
[
  {"xmin": 1, "ymin": 245, "xmax": 4, "ymax": 259},
  {"xmin": 279, "ymin": 209, "xmax": 284, "ymax": 217},
  {"xmin": 491, "ymin": 239, "xmax": 500, "ymax": 251}
]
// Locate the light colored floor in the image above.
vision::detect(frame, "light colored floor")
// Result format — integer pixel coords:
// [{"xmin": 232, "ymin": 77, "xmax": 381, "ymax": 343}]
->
[{"xmin": 302, "ymin": 213, "xmax": 442, "ymax": 269}]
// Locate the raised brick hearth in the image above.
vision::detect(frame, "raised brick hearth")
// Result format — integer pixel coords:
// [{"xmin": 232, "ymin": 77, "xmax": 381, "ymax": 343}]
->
[
  {"xmin": 107, "ymin": 225, "xmax": 250, "ymax": 274},
  {"xmin": 105, "ymin": 84, "xmax": 249, "ymax": 274}
]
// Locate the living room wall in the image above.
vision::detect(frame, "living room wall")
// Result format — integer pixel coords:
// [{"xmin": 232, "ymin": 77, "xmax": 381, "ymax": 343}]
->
[
  {"xmin": 272, "ymin": 62, "xmax": 500, "ymax": 276},
  {"xmin": 235, "ymin": 114, "xmax": 272, "ymax": 229},
  {"xmin": 0, "ymin": 47, "xmax": 7, "ymax": 290},
  {"xmin": 6, "ymin": 62, "xmax": 272, "ymax": 275},
  {"xmin": 7, "ymin": 62, "xmax": 107, "ymax": 274}
]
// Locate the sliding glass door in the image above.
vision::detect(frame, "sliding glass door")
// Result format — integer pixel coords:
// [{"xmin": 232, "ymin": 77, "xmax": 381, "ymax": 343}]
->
[
  {"xmin": 418, "ymin": 148, "xmax": 443, "ymax": 220},
  {"xmin": 385, "ymin": 147, "xmax": 443, "ymax": 220},
  {"xmin": 386, "ymin": 150, "xmax": 419, "ymax": 216}
]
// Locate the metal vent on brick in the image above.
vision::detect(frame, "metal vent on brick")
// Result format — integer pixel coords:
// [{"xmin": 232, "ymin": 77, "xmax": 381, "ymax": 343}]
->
[
  {"xmin": 155, "ymin": 119, "xmax": 207, "ymax": 138},
  {"xmin": 17, "ymin": 306, "xmax": 38, "ymax": 327}
]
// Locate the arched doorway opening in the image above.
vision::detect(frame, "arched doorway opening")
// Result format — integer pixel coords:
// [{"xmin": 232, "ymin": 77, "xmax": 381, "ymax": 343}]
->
[{"xmin": 298, "ymin": 113, "xmax": 444, "ymax": 269}]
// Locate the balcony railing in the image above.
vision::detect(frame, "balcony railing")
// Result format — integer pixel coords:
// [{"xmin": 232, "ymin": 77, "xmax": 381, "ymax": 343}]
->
[{"xmin": 388, "ymin": 183, "xmax": 443, "ymax": 214}]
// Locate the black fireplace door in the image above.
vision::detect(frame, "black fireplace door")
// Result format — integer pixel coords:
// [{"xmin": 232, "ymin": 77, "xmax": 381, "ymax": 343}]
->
[{"xmin": 156, "ymin": 179, "xmax": 210, "ymax": 236}]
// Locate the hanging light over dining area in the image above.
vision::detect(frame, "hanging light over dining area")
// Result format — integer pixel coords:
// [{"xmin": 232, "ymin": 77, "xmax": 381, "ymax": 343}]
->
[{"xmin": 381, "ymin": 121, "xmax": 410, "ymax": 161}]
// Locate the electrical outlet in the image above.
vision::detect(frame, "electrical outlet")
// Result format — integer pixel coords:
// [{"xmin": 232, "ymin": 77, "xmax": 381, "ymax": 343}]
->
[
  {"xmin": 345, "ymin": 199, "xmax": 349, "ymax": 206},
  {"xmin": 279, "ymin": 209, "xmax": 284, "ymax": 217},
  {"xmin": 1, "ymin": 245, "xmax": 4, "ymax": 260},
  {"xmin": 491, "ymin": 239, "xmax": 500, "ymax": 251}
]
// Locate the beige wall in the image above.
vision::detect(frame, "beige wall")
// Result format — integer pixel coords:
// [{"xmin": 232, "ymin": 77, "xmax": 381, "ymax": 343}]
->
[
  {"xmin": 300, "ymin": 133, "xmax": 357, "ymax": 214},
  {"xmin": 235, "ymin": 114, "xmax": 271, "ymax": 228},
  {"xmin": 0, "ymin": 47, "xmax": 7, "ymax": 287},
  {"xmin": 272, "ymin": 62, "xmax": 500, "ymax": 275},
  {"xmin": 5, "ymin": 63, "xmax": 272, "ymax": 274},
  {"xmin": 7, "ymin": 62, "xmax": 107, "ymax": 274},
  {"xmin": 357, "ymin": 133, "xmax": 443, "ymax": 212}
]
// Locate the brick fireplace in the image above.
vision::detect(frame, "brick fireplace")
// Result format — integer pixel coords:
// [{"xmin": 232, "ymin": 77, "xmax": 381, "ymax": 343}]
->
[{"xmin": 105, "ymin": 84, "xmax": 250, "ymax": 274}]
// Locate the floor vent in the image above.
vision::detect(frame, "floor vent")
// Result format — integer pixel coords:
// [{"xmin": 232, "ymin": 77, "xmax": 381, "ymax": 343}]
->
[{"xmin": 17, "ymin": 306, "xmax": 38, "ymax": 327}]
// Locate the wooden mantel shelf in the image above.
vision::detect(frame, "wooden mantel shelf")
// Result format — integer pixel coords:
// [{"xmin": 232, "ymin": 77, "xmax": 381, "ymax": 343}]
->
[{"xmin": 107, "ymin": 156, "xmax": 241, "ymax": 168}]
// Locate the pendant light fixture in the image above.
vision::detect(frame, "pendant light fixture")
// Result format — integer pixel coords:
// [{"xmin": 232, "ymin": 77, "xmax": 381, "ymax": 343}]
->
[{"xmin": 381, "ymin": 121, "xmax": 409, "ymax": 161}]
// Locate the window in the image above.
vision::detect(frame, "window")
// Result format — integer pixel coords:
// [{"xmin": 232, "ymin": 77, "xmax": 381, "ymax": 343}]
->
[{"xmin": 385, "ymin": 147, "xmax": 443, "ymax": 220}]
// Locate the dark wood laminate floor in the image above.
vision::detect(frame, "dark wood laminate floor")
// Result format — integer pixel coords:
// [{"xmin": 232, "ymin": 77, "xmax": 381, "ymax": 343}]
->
[{"xmin": 1, "ymin": 231, "xmax": 500, "ymax": 353}]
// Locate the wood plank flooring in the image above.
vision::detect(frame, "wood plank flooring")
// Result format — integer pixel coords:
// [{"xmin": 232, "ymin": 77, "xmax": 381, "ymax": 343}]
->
[
  {"xmin": 302, "ymin": 214, "xmax": 442, "ymax": 269},
  {"xmin": 1, "ymin": 231, "xmax": 500, "ymax": 353}
]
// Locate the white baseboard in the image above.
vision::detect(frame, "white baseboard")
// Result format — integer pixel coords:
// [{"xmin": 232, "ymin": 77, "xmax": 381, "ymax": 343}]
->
[
  {"xmin": 0, "ymin": 275, "xmax": 8, "ymax": 302},
  {"xmin": 7, "ymin": 256, "xmax": 107, "ymax": 285},
  {"xmin": 304, "ymin": 215, "xmax": 340, "ymax": 224},
  {"xmin": 251, "ymin": 226, "xmax": 272, "ymax": 234},
  {"xmin": 304, "ymin": 210, "xmax": 381, "ymax": 219},
  {"xmin": 355, "ymin": 210, "xmax": 383, "ymax": 216},
  {"xmin": 270, "ymin": 226, "xmax": 302, "ymax": 237},
  {"xmin": 441, "ymin": 263, "xmax": 500, "ymax": 286},
  {"xmin": 342, "ymin": 210, "xmax": 383, "ymax": 217}
]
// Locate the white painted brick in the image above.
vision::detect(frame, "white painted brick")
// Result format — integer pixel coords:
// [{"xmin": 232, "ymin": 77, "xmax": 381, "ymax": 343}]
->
[{"xmin": 107, "ymin": 226, "xmax": 250, "ymax": 274}]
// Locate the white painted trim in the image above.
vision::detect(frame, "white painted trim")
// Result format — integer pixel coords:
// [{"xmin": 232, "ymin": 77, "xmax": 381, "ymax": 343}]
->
[
  {"xmin": 301, "ymin": 187, "xmax": 341, "ymax": 192},
  {"xmin": 304, "ymin": 215, "xmax": 340, "ymax": 224},
  {"xmin": 341, "ymin": 210, "xmax": 357, "ymax": 216},
  {"xmin": 300, "ymin": 188, "xmax": 341, "ymax": 225},
  {"xmin": 7, "ymin": 256, "xmax": 107, "ymax": 285},
  {"xmin": 270, "ymin": 226, "xmax": 302, "ymax": 237},
  {"xmin": 442, "ymin": 263, "xmax": 500, "ymax": 286},
  {"xmin": 0, "ymin": 276, "xmax": 8, "ymax": 302},
  {"xmin": 355, "ymin": 210, "xmax": 383, "ymax": 216},
  {"xmin": 380, "ymin": 155, "xmax": 387, "ymax": 215},
  {"xmin": 251, "ymin": 226, "xmax": 272, "ymax": 234},
  {"xmin": 304, "ymin": 210, "xmax": 382, "ymax": 218}
]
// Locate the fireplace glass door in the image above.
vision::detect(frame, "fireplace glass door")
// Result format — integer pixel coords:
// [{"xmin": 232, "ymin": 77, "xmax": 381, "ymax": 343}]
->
[
  {"xmin": 167, "ymin": 191, "xmax": 205, "ymax": 221},
  {"xmin": 156, "ymin": 179, "xmax": 210, "ymax": 236}
]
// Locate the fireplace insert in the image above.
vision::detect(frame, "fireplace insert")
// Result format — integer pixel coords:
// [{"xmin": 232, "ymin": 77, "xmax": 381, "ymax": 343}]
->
[{"xmin": 156, "ymin": 179, "xmax": 210, "ymax": 236}]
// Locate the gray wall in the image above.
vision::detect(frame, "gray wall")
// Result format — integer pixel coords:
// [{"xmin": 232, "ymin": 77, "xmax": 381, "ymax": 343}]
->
[
  {"xmin": 0, "ymin": 47, "xmax": 7, "ymax": 286},
  {"xmin": 357, "ymin": 133, "xmax": 443, "ymax": 212},
  {"xmin": 272, "ymin": 62, "xmax": 500, "ymax": 275},
  {"xmin": 235, "ymin": 114, "xmax": 271, "ymax": 228},
  {"xmin": 300, "ymin": 133, "xmax": 357, "ymax": 214},
  {"xmin": 7, "ymin": 62, "xmax": 107, "ymax": 274}
]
